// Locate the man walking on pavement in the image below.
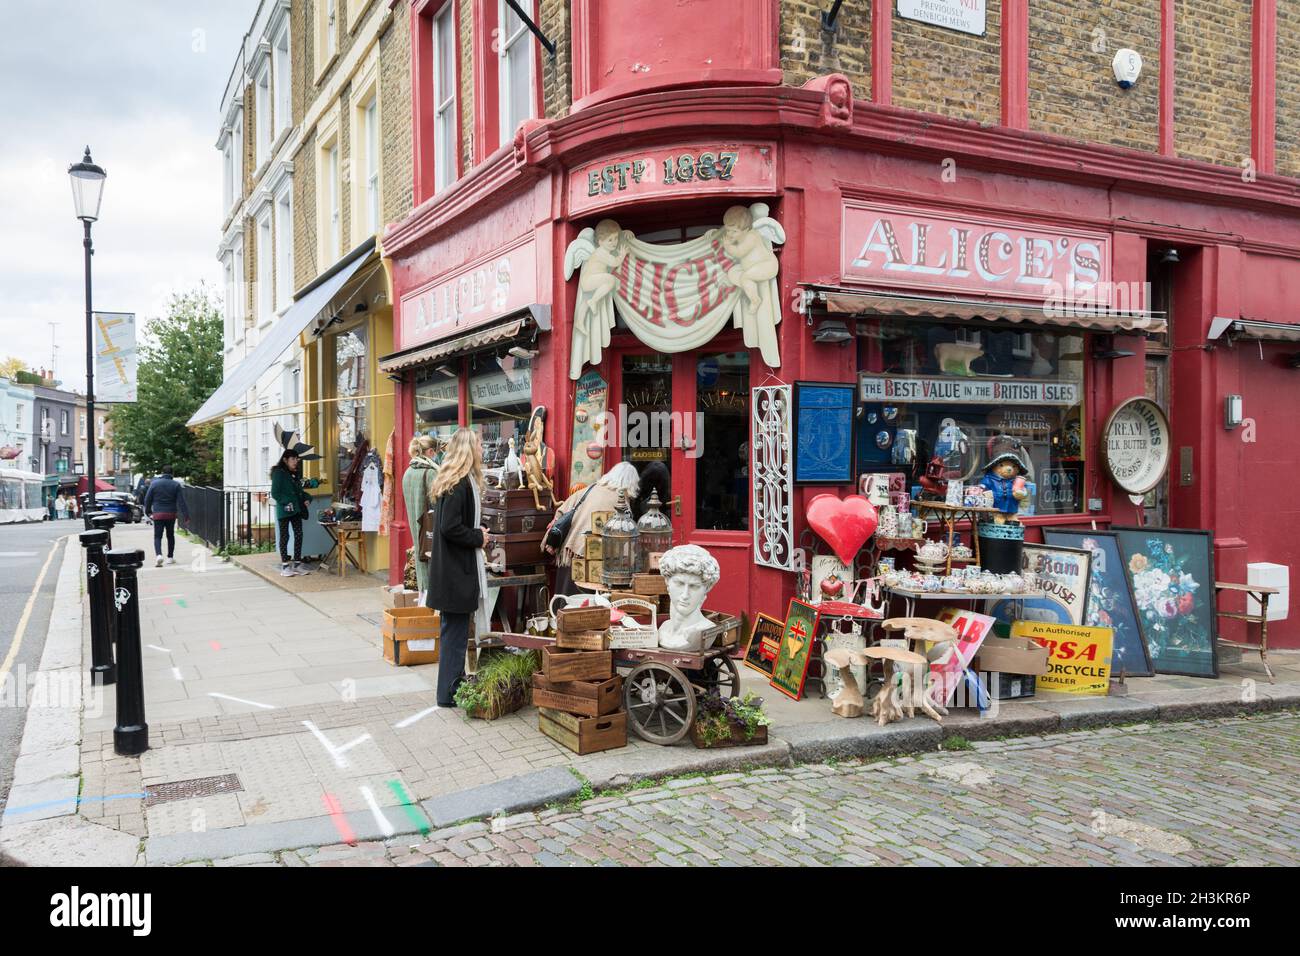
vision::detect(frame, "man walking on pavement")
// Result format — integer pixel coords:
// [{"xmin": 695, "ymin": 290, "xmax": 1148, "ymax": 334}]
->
[{"xmin": 143, "ymin": 466, "xmax": 188, "ymax": 566}]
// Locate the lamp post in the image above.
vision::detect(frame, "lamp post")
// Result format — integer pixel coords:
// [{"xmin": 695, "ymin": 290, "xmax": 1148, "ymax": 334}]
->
[{"xmin": 69, "ymin": 146, "xmax": 106, "ymax": 514}]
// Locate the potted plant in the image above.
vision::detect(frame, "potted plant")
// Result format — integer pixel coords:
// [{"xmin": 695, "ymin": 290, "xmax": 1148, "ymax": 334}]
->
[
  {"xmin": 454, "ymin": 650, "xmax": 539, "ymax": 720},
  {"xmin": 689, "ymin": 692, "xmax": 771, "ymax": 748}
]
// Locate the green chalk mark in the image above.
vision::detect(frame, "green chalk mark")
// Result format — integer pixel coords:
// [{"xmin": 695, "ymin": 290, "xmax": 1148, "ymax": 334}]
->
[{"xmin": 387, "ymin": 778, "xmax": 431, "ymax": 836}]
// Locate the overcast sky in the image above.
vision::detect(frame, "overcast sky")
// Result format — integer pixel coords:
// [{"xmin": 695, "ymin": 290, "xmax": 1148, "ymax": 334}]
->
[{"xmin": 0, "ymin": 1, "xmax": 258, "ymax": 388}]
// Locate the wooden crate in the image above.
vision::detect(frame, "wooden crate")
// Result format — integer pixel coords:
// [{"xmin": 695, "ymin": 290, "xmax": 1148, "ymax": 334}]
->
[
  {"xmin": 632, "ymin": 573, "xmax": 668, "ymax": 596},
  {"xmin": 538, "ymin": 707, "xmax": 627, "ymax": 755},
  {"xmin": 585, "ymin": 559, "xmax": 604, "ymax": 584},
  {"xmin": 531, "ymin": 673, "xmax": 623, "ymax": 717},
  {"xmin": 555, "ymin": 628, "xmax": 611, "ymax": 651},
  {"xmin": 555, "ymin": 605, "xmax": 611, "ymax": 632},
  {"xmin": 541, "ymin": 647, "xmax": 613, "ymax": 682},
  {"xmin": 571, "ymin": 557, "xmax": 587, "ymax": 584},
  {"xmin": 590, "ymin": 511, "xmax": 613, "ymax": 535}
]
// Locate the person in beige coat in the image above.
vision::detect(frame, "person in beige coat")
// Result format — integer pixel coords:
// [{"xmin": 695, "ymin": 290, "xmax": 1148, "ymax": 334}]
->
[{"xmin": 547, "ymin": 461, "xmax": 640, "ymax": 595}]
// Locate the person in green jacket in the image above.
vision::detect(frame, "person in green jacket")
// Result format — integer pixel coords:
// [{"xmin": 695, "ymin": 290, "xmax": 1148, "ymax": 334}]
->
[
  {"xmin": 271, "ymin": 449, "xmax": 313, "ymax": 576},
  {"xmin": 402, "ymin": 434, "xmax": 440, "ymax": 595}
]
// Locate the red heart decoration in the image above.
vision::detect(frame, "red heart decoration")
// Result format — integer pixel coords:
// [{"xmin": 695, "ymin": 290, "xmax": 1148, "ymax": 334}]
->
[{"xmin": 806, "ymin": 494, "xmax": 879, "ymax": 565}]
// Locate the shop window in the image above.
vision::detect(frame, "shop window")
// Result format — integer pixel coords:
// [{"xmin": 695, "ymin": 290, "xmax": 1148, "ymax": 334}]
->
[
  {"xmin": 467, "ymin": 351, "xmax": 532, "ymax": 463},
  {"xmin": 413, "ymin": 363, "xmax": 460, "ymax": 444},
  {"xmin": 497, "ymin": 0, "xmax": 536, "ymax": 144},
  {"xmin": 334, "ymin": 325, "xmax": 370, "ymax": 498},
  {"xmin": 857, "ymin": 320, "xmax": 1086, "ymax": 516},
  {"xmin": 695, "ymin": 351, "xmax": 750, "ymax": 531},
  {"xmin": 433, "ymin": 3, "xmax": 456, "ymax": 192}
]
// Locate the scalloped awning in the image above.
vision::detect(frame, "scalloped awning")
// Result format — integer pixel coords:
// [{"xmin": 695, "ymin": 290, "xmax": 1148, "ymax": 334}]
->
[{"xmin": 813, "ymin": 288, "xmax": 1166, "ymax": 334}]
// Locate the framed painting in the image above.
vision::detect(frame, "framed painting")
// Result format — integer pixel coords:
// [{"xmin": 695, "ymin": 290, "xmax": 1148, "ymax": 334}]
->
[
  {"xmin": 987, "ymin": 543, "xmax": 1092, "ymax": 629},
  {"xmin": 793, "ymin": 381, "xmax": 856, "ymax": 484},
  {"xmin": 770, "ymin": 598, "xmax": 821, "ymax": 700},
  {"xmin": 1111, "ymin": 527, "xmax": 1218, "ymax": 679},
  {"xmin": 742, "ymin": 612, "xmax": 785, "ymax": 679},
  {"xmin": 1044, "ymin": 529, "xmax": 1153, "ymax": 677}
]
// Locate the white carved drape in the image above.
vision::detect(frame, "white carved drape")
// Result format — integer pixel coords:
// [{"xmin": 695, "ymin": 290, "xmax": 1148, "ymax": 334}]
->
[{"xmin": 752, "ymin": 384, "xmax": 794, "ymax": 570}]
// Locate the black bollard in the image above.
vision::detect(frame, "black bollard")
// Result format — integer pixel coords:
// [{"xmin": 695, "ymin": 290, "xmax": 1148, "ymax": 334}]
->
[
  {"xmin": 79, "ymin": 530, "xmax": 117, "ymax": 686},
  {"xmin": 106, "ymin": 548, "xmax": 149, "ymax": 756},
  {"xmin": 90, "ymin": 512, "xmax": 116, "ymax": 549}
]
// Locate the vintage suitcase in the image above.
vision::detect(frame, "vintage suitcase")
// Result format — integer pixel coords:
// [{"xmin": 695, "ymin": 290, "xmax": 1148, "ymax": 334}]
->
[
  {"xmin": 483, "ymin": 487, "xmax": 552, "ymax": 509},
  {"xmin": 484, "ymin": 531, "xmax": 548, "ymax": 565},
  {"xmin": 481, "ymin": 506, "xmax": 553, "ymax": 535}
]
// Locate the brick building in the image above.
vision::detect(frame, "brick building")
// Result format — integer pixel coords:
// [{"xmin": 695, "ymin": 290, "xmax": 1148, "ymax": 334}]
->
[{"xmin": 377, "ymin": 0, "xmax": 1300, "ymax": 653}]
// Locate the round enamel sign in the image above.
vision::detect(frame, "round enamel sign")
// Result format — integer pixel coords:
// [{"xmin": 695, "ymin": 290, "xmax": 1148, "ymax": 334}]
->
[{"xmin": 1101, "ymin": 397, "xmax": 1171, "ymax": 495}]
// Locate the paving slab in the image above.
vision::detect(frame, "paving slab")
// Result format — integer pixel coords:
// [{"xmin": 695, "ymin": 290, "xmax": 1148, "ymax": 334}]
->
[
  {"xmin": 1, "ymin": 815, "xmax": 143, "ymax": 866},
  {"xmin": 1, "ymin": 776, "xmax": 82, "ymax": 824},
  {"xmin": 12, "ymin": 744, "xmax": 80, "ymax": 786},
  {"xmin": 420, "ymin": 766, "xmax": 584, "ymax": 827},
  {"xmin": 1034, "ymin": 695, "xmax": 1160, "ymax": 729}
]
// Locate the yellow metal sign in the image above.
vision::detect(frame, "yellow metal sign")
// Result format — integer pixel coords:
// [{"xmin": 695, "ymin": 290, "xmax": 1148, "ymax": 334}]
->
[{"xmin": 1010, "ymin": 621, "xmax": 1114, "ymax": 696}]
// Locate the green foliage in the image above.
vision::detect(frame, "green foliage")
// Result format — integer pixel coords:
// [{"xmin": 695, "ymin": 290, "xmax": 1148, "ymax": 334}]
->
[
  {"xmin": 694, "ymin": 692, "xmax": 770, "ymax": 746},
  {"xmin": 107, "ymin": 287, "xmax": 224, "ymax": 486},
  {"xmin": 216, "ymin": 541, "xmax": 275, "ymax": 557},
  {"xmin": 454, "ymin": 650, "xmax": 540, "ymax": 718},
  {"xmin": 0, "ymin": 356, "xmax": 27, "ymax": 380},
  {"xmin": 939, "ymin": 734, "xmax": 973, "ymax": 752}
]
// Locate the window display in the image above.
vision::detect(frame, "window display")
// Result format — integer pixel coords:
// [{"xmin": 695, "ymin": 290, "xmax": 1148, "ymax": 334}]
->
[
  {"xmin": 467, "ymin": 351, "xmax": 532, "ymax": 465},
  {"xmin": 334, "ymin": 325, "xmax": 369, "ymax": 497},
  {"xmin": 413, "ymin": 362, "xmax": 460, "ymax": 444},
  {"xmin": 857, "ymin": 320, "xmax": 1085, "ymax": 515}
]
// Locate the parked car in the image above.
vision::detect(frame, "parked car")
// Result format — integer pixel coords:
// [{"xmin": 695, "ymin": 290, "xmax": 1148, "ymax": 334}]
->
[{"xmin": 88, "ymin": 492, "xmax": 144, "ymax": 524}]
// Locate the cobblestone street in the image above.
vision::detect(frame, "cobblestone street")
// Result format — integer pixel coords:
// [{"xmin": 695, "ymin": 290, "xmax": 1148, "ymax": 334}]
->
[{"xmin": 197, "ymin": 712, "xmax": 1300, "ymax": 867}]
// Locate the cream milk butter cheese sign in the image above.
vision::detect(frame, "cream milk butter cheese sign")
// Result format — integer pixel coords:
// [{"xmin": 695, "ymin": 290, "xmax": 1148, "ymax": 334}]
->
[{"xmin": 1102, "ymin": 397, "xmax": 1171, "ymax": 495}]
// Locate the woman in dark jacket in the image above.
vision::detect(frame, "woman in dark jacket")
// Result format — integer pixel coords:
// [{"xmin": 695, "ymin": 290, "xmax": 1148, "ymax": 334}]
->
[
  {"xmin": 270, "ymin": 451, "xmax": 312, "ymax": 576},
  {"xmin": 425, "ymin": 428, "xmax": 489, "ymax": 707}
]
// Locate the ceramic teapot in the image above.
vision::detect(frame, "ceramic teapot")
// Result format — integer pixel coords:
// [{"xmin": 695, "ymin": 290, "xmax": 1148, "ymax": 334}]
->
[{"xmin": 917, "ymin": 540, "xmax": 949, "ymax": 564}]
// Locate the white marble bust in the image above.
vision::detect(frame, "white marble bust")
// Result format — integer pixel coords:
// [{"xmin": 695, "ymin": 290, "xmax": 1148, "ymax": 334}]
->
[{"xmin": 656, "ymin": 544, "xmax": 722, "ymax": 651}]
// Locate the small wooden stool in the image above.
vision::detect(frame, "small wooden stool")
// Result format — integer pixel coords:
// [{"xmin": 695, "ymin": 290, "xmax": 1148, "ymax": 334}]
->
[{"xmin": 1214, "ymin": 581, "xmax": 1279, "ymax": 683}]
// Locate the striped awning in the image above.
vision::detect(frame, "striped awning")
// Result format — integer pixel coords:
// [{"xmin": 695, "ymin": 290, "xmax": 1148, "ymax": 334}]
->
[
  {"xmin": 378, "ymin": 305, "xmax": 550, "ymax": 373},
  {"xmin": 812, "ymin": 288, "xmax": 1166, "ymax": 334}
]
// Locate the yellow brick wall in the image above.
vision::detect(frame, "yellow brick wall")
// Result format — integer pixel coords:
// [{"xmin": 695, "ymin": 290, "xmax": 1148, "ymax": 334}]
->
[
  {"xmin": 1028, "ymin": 0, "xmax": 1161, "ymax": 151},
  {"xmin": 779, "ymin": 0, "xmax": 871, "ymax": 98},
  {"xmin": 1174, "ymin": 0, "xmax": 1252, "ymax": 168},
  {"xmin": 892, "ymin": 0, "xmax": 1002, "ymax": 124},
  {"xmin": 540, "ymin": 0, "xmax": 572, "ymax": 118}
]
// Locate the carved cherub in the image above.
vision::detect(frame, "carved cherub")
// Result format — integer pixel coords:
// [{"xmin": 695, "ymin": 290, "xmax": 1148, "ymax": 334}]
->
[
  {"xmin": 720, "ymin": 203, "xmax": 785, "ymax": 314},
  {"xmin": 564, "ymin": 219, "xmax": 632, "ymax": 380}
]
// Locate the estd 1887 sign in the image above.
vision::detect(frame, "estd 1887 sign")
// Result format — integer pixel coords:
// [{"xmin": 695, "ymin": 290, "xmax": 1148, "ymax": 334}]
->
[{"xmin": 1101, "ymin": 397, "xmax": 1171, "ymax": 495}]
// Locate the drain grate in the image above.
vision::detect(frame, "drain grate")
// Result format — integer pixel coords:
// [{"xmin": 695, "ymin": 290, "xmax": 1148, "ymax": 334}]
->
[{"xmin": 144, "ymin": 773, "xmax": 243, "ymax": 807}]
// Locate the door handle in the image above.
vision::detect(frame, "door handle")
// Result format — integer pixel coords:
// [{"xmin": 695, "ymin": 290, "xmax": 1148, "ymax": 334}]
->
[{"xmin": 672, "ymin": 495, "xmax": 682, "ymax": 517}]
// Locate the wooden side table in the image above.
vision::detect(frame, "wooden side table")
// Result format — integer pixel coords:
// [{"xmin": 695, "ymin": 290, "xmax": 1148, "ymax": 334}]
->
[
  {"xmin": 1214, "ymin": 581, "xmax": 1279, "ymax": 682},
  {"xmin": 321, "ymin": 521, "xmax": 367, "ymax": 578}
]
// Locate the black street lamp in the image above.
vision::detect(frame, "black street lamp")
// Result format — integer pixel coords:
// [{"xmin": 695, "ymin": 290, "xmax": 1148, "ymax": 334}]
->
[{"xmin": 69, "ymin": 146, "xmax": 106, "ymax": 513}]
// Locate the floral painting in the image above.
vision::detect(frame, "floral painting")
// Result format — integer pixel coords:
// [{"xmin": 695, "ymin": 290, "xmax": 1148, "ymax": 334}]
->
[
  {"xmin": 1112, "ymin": 527, "xmax": 1218, "ymax": 679},
  {"xmin": 1044, "ymin": 530, "xmax": 1152, "ymax": 677}
]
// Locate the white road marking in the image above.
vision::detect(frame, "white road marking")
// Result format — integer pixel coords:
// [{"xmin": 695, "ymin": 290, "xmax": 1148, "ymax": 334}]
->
[
  {"xmin": 0, "ymin": 551, "xmax": 39, "ymax": 557},
  {"xmin": 209, "ymin": 692, "xmax": 276, "ymax": 710},
  {"xmin": 394, "ymin": 705, "xmax": 439, "ymax": 729},
  {"xmin": 301, "ymin": 720, "xmax": 371, "ymax": 768},
  {"xmin": 171, "ymin": 667, "xmax": 184, "ymax": 681},
  {"xmin": 147, "ymin": 644, "xmax": 172, "ymax": 654},
  {"xmin": 0, "ymin": 539, "xmax": 61, "ymax": 691},
  {"xmin": 359, "ymin": 785, "xmax": 395, "ymax": 837}
]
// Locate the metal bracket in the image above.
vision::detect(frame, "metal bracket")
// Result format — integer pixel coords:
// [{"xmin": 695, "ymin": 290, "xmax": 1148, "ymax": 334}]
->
[
  {"xmin": 504, "ymin": 0, "xmax": 556, "ymax": 57},
  {"xmin": 821, "ymin": 0, "xmax": 845, "ymax": 35}
]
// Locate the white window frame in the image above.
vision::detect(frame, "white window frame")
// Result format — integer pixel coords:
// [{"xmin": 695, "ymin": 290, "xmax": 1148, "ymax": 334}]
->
[
  {"xmin": 328, "ymin": 144, "xmax": 341, "ymax": 262},
  {"xmin": 255, "ymin": 62, "xmax": 271, "ymax": 171},
  {"xmin": 222, "ymin": 138, "xmax": 234, "ymax": 213},
  {"xmin": 222, "ymin": 254, "xmax": 236, "ymax": 346},
  {"xmin": 233, "ymin": 238, "xmax": 247, "ymax": 333},
  {"xmin": 60, "ymin": 410, "xmax": 69, "ymax": 436},
  {"xmin": 275, "ymin": 187, "xmax": 294, "ymax": 311},
  {"xmin": 364, "ymin": 98, "xmax": 380, "ymax": 234},
  {"xmin": 498, "ymin": 0, "xmax": 536, "ymax": 144},
  {"xmin": 273, "ymin": 24, "xmax": 292, "ymax": 140},
  {"xmin": 257, "ymin": 211, "xmax": 273, "ymax": 326},
  {"xmin": 233, "ymin": 112, "xmax": 244, "ymax": 198},
  {"xmin": 316, "ymin": 104, "xmax": 343, "ymax": 268},
  {"xmin": 434, "ymin": 4, "xmax": 456, "ymax": 192}
]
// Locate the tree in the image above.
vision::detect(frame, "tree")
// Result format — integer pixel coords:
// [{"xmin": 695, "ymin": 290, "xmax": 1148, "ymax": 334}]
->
[
  {"xmin": 108, "ymin": 288, "xmax": 224, "ymax": 485},
  {"xmin": 0, "ymin": 356, "xmax": 27, "ymax": 380}
]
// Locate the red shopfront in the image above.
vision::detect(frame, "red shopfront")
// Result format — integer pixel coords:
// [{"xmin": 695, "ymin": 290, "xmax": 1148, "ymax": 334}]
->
[{"xmin": 384, "ymin": 76, "xmax": 1300, "ymax": 648}]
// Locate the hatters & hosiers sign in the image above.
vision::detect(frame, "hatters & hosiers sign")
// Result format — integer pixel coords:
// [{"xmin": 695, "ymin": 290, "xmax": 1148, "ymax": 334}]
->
[
  {"xmin": 400, "ymin": 240, "xmax": 538, "ymax": 348},
  {"xmin": 841, "ymin": 199, "xmax": 1112, "ymax": 304},
  {"xmin": 564, "ymin": 203, "xmax": 786, "ymax": 379},
  {"xmin": 567, "ymin": 142, "xmax": 778, "ymax": 217}
]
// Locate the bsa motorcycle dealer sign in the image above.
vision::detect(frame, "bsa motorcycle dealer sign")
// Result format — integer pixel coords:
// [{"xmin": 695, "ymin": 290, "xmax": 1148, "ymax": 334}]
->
[
  {"xmin": 1101, "ymin": 397, "xmax": 1171, "ymax": 495},
  {"xmin": 841, "ymin": 199, "xmax": 1112, "ymax": 304}
]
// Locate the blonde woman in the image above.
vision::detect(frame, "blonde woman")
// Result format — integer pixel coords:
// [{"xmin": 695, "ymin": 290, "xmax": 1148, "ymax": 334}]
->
[
  {"xmin": 402, "ymin": 434, "xmax": 440, "ymax": 596},
  {"xmin": 425, "ymin": 428, "xmax": 489, "ymax": 707}
]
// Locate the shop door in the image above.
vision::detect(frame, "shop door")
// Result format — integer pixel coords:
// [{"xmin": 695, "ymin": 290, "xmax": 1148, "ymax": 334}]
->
[
  {"xmin": 613, "ymin": 346, "xmax": 753, "ymax": 615},
  {"xmin": 1143, "ymin": 355, "xmax": 1170, "ymax": 526}
]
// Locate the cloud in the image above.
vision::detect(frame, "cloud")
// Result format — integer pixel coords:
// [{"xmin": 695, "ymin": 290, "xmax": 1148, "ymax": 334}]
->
[{"xmin": 0, "ymin": 1, "xmax": 258, "ymax": 385}]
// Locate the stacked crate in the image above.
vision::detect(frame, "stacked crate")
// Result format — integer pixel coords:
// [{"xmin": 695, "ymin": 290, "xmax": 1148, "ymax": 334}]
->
[
  {"xmin": 481, "ymin": 487, "xmax": 555, "ymax": 571},
  {"xmin": 533, "ymin": 604, "xmax": 627, "ymax": 754}
]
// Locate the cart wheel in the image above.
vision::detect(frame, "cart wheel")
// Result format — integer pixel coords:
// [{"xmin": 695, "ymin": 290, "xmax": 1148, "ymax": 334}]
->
[
  {"xmin": 693, "ymin": 655, "xmax": 740, "ymax": 699},
  {"xmin": 624, "ymin": 662, "xmax": 696, "ymax": 745}
]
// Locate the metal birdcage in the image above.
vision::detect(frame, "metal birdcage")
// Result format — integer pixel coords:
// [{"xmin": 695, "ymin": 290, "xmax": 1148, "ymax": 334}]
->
[
  {"xmin": 635, "ymin": 489, "xmax": 673, "ymax": 572},
  {"xmin": 601, "ymin": 489, "xmax": 639, "ymax": 589}
]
